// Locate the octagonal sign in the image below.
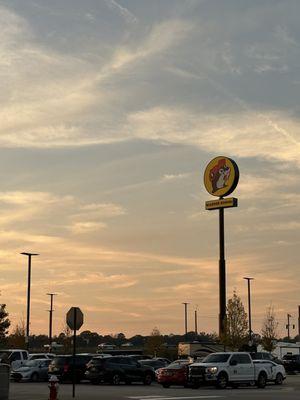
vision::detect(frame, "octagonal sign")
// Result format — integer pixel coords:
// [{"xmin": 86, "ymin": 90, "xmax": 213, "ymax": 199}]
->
[{"xmin": 66, "ymin": 307, "xmax": 84, "ymax": 331}]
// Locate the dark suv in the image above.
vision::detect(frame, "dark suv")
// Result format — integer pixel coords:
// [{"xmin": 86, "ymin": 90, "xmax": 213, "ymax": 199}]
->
[
  {"xmin": 250, "ymin": 352, "xmax": 283, "ymax": 365},
  {"xmin": 85, "ymin": 356, "xmax": 154, "ymax": 385},
  {"xmin": 282, "ymin": 354, "xmax": 300, "ymax": 372},
  {"xmin": 48, "ymin": 354, "xmax": 93, "ymax": 382}
]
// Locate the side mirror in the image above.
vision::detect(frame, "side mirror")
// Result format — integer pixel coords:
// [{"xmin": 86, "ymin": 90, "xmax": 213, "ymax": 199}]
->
[{"xmin": 230, "ymin": 359, "xmax": 237, "ymax": 366}]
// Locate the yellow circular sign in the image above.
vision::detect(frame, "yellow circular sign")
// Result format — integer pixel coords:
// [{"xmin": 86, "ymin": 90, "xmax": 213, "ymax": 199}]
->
[{"xmin": 204, "ymin": 156, "xmax": 239, "ymax": 197}]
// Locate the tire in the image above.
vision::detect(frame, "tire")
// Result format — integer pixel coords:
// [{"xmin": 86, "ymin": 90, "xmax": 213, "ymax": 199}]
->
[
  {"xmin": 256, "ymin": 373, "xmax": 267, "ymax": 389},
  {"xmin": 275, "ymin": 373, "xmax": 283, "ymax": 385},
  {"xmin": 162, "ymin": 383, "xmax": 170, "ymax": 388},
  {"xmin": 111, "ymin": 373, "xmax": 121, "ymax": 385},
  {"xmin": 31, "ymin": 372, "xmax": 39, "ymax": 382},
  {"xmin": 216, "ymin": 372, "xmax": 228, "ymax": 389},
  {"xmin": 143, "ymin": 373, "xmax": 152, "ymax": 385}
]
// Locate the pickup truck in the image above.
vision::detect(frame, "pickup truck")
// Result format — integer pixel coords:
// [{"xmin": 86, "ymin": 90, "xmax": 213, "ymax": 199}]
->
[
  {"xmin": 188, "ymin": 352, "xmax": 269, "ymax": 389},
  {"xmin": 0, "ymin": 349, "xmax": 29, "ymax": 370}
]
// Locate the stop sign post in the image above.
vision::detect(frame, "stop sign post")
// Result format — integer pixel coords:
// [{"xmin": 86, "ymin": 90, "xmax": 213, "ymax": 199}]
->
[{"xmin": 66, "ymin": 307, "xmax": 84, "ymax": 398}]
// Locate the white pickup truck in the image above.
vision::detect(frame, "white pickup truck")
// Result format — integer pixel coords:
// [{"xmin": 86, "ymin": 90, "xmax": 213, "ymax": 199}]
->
[
  {"xmin": 0, "ymin": 349, "xmax": 29, "ymax": 370},
  {"xmin": 189, "ymin": 352, "xmax": 270, "ymax": 389}
]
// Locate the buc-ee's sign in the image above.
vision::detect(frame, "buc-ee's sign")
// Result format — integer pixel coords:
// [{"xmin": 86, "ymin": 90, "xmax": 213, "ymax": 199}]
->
[
  {"xmin": 204, "ymin": 156, "xmax": 239, "ymax": 210},
  {"xmin": 204, "ymin": 156, "xmax": 239, "ymax": 198}
]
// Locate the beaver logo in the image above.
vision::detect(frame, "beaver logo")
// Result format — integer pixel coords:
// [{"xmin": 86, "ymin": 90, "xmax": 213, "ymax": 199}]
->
[{"xmin": 209, "ymin": 158, "xmax": 231, "ymax": 193}]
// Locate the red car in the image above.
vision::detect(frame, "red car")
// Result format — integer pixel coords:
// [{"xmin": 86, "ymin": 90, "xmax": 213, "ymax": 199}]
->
[{"xmin": 156, "ymin": 359, "xmax": 191, "ymax": 388}]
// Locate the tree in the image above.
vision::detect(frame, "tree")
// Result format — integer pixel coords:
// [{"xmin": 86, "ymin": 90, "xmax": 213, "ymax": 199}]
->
[
  {"xmin": 261, "ymin": 305, "xmax": 278, "ymax": 352},
  {"xmin": 8, "ymin": 319, "xmax": 26, "ymax": 349},
  {"xmin": 221, "ymin": 291, "xmax": 248, "ymax": 350},
  {"xmin": 59, "ymin": 323, "xmax": 72, "ymax": 353},
  {"xmin": 0, "ymin": 304, "xmax": 10, "ymax": 347},
  {"xmin": 145, "ymin": 327, "xmax": 164, "ymax": 357}
]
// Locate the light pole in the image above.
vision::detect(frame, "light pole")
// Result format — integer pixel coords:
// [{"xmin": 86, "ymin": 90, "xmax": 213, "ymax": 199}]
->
[
  {"xmin": 182, "ymin": 302, "xmax": 189, "ymax": 342},
  {"xmin": 47, "ymin": 293, "xmax": 57, "ymax": 352},
  {"xmin": 243, "ymin": 277, "xmax": 254, "ymax": 343},
  {"xmin": 194, "ymin": 306, "xmax": 198, "ymax": 338},
  {"xmin": 21, "ymin": 252, "xmax": 39, "ymax": 349}
]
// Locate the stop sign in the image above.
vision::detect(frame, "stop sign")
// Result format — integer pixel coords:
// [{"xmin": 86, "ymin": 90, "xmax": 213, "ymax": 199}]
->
[{"xmin": 66, "ymin": 307, "xmax": 84, "ymax": 330}]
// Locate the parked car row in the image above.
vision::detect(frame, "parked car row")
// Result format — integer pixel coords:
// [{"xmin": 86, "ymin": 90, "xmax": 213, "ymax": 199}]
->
[
  {"xmin": 10, "ymin": 353, "xmax": 170, "ymax": 384},
  {"xmin": 156, "ymin": 352, "xmax": 287, "ymax": 389}
]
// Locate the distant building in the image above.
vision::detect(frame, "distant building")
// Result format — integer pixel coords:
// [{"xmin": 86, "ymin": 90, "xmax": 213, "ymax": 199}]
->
[
  {"xmin": 178, "ymin": 342, "xmax": 224, "ymax": 359},
  {"xmin": 258, "ymin": 342, "xmax": 300, "ymax": 358}
]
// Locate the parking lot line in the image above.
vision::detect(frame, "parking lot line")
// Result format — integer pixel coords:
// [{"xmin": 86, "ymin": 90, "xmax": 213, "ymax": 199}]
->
[{"xmin": 127, "ymin": 396, "xmax": 223, "ymax": 400}]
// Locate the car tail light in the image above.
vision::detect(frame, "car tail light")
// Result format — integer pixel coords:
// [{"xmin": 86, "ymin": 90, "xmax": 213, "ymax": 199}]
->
[{"xmin": 63, "ymin": 364, "xmax": 69, "ymax": 372}]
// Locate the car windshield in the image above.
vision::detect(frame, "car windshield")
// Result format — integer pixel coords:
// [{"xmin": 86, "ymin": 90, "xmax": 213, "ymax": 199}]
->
[
  {"xmin": 167, "ymin": 362, "xmax": 188, "ymax": 369},
  {"xmin": 0, "ymin": 351, "xmax": 12, "ymax": 359},
  {"xmin": 51, "ymin": 357, "xmax": 69, "ymax": 366},
  {"xmin": 202, "ymin": 354, "xmax": 230, "ymax": 363},
  {"xmin": 91, "ymin": 358, "xmax": 106, "ymax": 365},
  {"xmin": 20, "ymin": 360, "xmax": 39, "ymax": 367},
  {"xmin": 283, "ymin": 355, "xmax": 295, "ymax": 360}
]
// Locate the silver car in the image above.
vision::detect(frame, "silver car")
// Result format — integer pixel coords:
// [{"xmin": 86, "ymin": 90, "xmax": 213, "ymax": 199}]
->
[{"xmin": 11, "ymin": 359, "xmax": 51, "ymax": 382}]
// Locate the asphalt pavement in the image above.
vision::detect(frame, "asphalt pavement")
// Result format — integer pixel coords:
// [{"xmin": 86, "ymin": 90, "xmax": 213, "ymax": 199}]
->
[{"xmin": 9, "ymin": 375, "xmax": 300, "ymax": 400}]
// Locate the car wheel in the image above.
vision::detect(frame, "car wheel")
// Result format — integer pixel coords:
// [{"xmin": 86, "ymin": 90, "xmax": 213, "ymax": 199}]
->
[
  {"xmin": 275, "ymin": 373, "xmax": 283, "ymax": 385},
  {"xmin": 143, "ymin": 373, "xmax": 152, "ymax": 385},
  {"xmin": 31, "ymin": 372, "xmax": 39, "ymax": 382},
  {"xmin": 111, "ymin": 373, "xmax": 121, "ymax": 385},
  {"xmin": 162, "ymin": 383, "xmax": 170, "ymax": 388},
  {"xmin": 256, "ymin": 373, "xmax": 267, "ymax": 389},
  {"xmin": 216, "ymin": 372, "xmax": 228, "ymax": 389}
]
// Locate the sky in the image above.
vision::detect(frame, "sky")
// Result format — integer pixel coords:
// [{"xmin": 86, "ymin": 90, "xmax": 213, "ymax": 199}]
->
[{"xmin": 0, "ymin": 0, "xmax": 299, "ymax": 339}]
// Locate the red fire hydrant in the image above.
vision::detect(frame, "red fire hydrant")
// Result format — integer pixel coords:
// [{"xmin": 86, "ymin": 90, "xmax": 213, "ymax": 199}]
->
[{"xmin": 48, "ymin": 375, "xmax": 59, "ymax": 400}]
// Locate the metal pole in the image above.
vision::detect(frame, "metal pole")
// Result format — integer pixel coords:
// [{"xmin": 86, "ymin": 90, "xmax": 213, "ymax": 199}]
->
[
  {"xmin": 219, "ymin": 207, "xmax": 226, "ymax": 338},
  {"xmin": 72, "ymin": 309, "xmax": 77, "ymax": 398},
  {"xmin": 287, "ymin": 314, "xmax": 291, "ymax": 340},
  {"xmin": 26, "ymin": 254, "xmax": 31, "ymax": 349},
  {"xmin": 194, "ymin": 309, "xmax": 198, "ymax": 337},
  {"xmin": 47, "ymin": 293, "xmax": 57, "ymax": 352},
  {"xmin": 243, "ymin": 277, "xmax": 254, "ymax": 343},
  {"xmin": 298, "ymin": 306, "xmax": 300, "ymax": 338},
  {"xmin": 21, "ymin": 252, "xmax": 39, "ymax": 350},
  {"xmin": 182, "ymin": 303, "xmax": 189, "ymax": 341}
]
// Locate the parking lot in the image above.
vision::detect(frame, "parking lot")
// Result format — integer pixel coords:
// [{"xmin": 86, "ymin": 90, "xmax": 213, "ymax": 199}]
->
[{"xmin": 9, "ymin": 375, "xmax": 300, "ymax": 400}]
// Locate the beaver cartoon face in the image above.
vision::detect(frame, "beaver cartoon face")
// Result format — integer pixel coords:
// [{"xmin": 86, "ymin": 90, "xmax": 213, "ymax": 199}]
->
[{"xmin": 209, "ymin": 159, "xmax": 231, "ymax": 193}]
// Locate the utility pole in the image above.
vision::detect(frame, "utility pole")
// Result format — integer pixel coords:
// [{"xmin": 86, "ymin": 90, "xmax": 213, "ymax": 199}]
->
[
  {"xmin": 182, "ymin": 302, "xmax": 189, "ymax": 342},
  {"xmin": 194, "ymin": 307, "xmax": 198, "ymax": 338},
  {"xmin": 243, "ymin": 277, "xmax": 254, "ymax": 343},
  {"xmin": 287, "ymin": 313, "xmax": 292, "ymax": 340},
  {"xmin": 298, "ymin": 306, "xmax": 300, "ymax": 338},
  {"xmin": 21, "ymin": 252, "xmax": 39, "ymax": 350},
  {"xmin": 47, "ymin": 293, "xmax": 57, "ymax": 352}
]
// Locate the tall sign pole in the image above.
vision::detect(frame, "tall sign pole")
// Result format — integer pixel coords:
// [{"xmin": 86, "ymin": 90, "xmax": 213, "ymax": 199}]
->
[
  {"xmin": 66, "ymin": 307, "xmax": 84, "ymax": 398},
  {"xmin": 204, "ymin": 156, "xmax": 239, "ymax": 337}
]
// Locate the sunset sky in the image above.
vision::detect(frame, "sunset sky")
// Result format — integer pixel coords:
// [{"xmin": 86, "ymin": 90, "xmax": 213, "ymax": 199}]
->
[{"xmin": 0, "ymin": 0, "xmax": 299, "ymax": 339}]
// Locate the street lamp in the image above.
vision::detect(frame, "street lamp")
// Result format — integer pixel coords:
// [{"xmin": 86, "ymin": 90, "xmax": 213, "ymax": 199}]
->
[
  {"xmin": 243, "ymin": 277, "xmax": 254, "ymax": 343},
  {"xmin": 21, "ymin": 252, "xmax": 39, "ymax": 349},
  {"xmin": 47, "ymin": 293, "xmax": 57, "ymax": 352},
  {"xmin": 182, "ymin": 302, "xmax": 189, "ymax": 342}
]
